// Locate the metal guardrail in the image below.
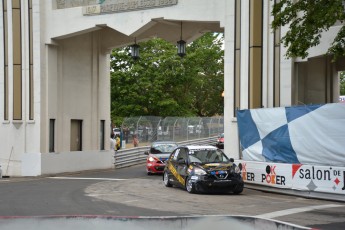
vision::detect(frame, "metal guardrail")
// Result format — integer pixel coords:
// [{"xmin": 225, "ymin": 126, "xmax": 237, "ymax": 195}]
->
[{"xmin": 114, "ymin": 137, "xmax": 216, "ymax": 169}]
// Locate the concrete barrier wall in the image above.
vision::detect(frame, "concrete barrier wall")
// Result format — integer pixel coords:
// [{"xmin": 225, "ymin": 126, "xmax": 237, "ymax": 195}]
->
[
  {"xmin": 22, "ymin": 151, "xmax": 113, "ymax": 176},
  {"xmin": 42, "ymin": 151, "xmax": 114, "ymax": 175}
]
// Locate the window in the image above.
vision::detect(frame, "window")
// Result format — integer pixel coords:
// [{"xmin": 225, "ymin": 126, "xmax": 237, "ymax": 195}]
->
[
  {"xmin": 49, "ymin": 119, "xmax": 55, "ymax": 152},
  {"xmin": 3, "ymin": 0, "xmax": 8, "ymax": 120},
  {"xmin": 100, "ymin": 120, "xmax": 105, "ymax": 150},
  {"xmin": 176, "ymin": 148, "xmax": 188, "ymax": 162},
  {"xmin": 234, "ymin": 0, "xmax": 241, "ymax": 116},
  {"xmin": 273, "ymin": 0, "xmax": 281, "ymax": 107},
  {"xmin": 340, "ymin": 71, "xmax": 345, "ymax": 102},
  {"xmin": 249, "ymin": 0, "xmax": 263, "ymax": 108},
  {"xmin": 71, "ymin": 119, "xmax": 82, "ymax": 151},
  {"xmin": 29, "ymin": 0, "xmax": 34, "ymax": 120},
  {"xmin": 12, "ymin": 0, "xmax": 22, "ymax": 120}
]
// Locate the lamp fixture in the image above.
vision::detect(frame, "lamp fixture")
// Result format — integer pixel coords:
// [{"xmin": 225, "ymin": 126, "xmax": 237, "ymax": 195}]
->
[
  {"xmin": 177, "ymin": 21, "xmax": 186, "ymax": 57},
  {"xmin": 130, "ymin": 37, "xmax": 140, "ymax": 60}
]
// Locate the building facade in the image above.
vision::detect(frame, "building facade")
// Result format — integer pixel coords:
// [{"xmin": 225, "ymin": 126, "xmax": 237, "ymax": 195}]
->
[{"xmin": 0, "ymin": 0, "xmax": 344, "ymax": 176}]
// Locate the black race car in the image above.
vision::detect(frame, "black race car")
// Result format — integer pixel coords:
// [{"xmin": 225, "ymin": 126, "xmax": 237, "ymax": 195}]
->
[{"xmin": 163, "ymin": 145, "xmax": 244, "ymax": 194}]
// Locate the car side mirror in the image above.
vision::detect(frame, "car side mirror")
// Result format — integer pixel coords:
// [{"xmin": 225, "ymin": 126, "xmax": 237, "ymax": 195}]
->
[{"xmin": 230, "ymin": 158, "xmax": 234, "ymax": 163}]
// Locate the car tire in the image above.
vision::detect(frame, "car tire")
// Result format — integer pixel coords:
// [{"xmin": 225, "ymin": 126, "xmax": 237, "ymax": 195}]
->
[
  {"xmin": 163, "ymin": 171, "xmax": 172, "ymax": 187},
  {"xmin": 185, "ymin": 176, "xmax": 196, "ymax": 194},
  {"xmin": 147, "ymin": 171, "xmax": 152, "ymax": 175},
  {"xmin": 233, "ymin": 185, "xmax": 243, "ymax": 194}
]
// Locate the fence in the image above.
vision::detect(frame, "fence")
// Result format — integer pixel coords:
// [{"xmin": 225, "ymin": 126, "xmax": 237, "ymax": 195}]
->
[
  {"xmin": 114, "ymin": 136, "xmax": 217, "ymax": 169},
  {"xmin": 116, "ymin": 116, "xmax": 224, "ymax": 148}
]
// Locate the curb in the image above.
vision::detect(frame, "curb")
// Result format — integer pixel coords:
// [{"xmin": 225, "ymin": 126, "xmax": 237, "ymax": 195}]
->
[{"xmin": 245, "ymin": 184, "xmax": 345, "ymax": 203}]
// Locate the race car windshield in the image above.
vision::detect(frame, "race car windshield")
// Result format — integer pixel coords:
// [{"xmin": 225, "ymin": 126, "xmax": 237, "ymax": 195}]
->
[
  {"xmin": 150, "ymin": 144, "xmax": 178, "ymax": 154},
  {"xmin": 188, "ymin": 149, "xmax": 229, "ymax": 164}
]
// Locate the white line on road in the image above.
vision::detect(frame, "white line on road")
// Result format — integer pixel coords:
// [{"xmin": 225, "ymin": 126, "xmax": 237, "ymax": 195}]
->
[
  {"xmin": 255, "ymin": 204, "xmax": 344, "ymax": 219},
  {"xmin": 48, "ymin": 177, "xmax": 127, "ymax": 181},
  {"xmin": 123, "ymin": 200, "xmax": 139, "ymax": 203}
]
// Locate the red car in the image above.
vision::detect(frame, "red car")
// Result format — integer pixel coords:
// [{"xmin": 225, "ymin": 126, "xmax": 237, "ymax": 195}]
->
[
  {"xmin": 144, "ymin": 141, "xmax": 178, "ymax": 175},
  {"xmin": 216, "ymin": 133, "xmax": 224, "ymax": 149}
]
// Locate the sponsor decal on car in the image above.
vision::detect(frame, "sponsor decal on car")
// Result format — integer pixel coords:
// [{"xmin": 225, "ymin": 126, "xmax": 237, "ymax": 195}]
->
[
  {"xmin": 203, "ymin": 163, "xmax": 231, "ymax": 170},
  {"xmin": 204, "ymin": 163, "xmax": 221, "ymax": 167},
  {"xmin": 168, "ymin": 162, "xmax": 185, "ymax": 186}
]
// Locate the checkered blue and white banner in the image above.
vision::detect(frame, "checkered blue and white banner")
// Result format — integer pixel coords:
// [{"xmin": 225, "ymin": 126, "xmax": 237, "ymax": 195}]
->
[{"xmin": 236, "ymin": 103, "xmax": 345, "ymax": 166}]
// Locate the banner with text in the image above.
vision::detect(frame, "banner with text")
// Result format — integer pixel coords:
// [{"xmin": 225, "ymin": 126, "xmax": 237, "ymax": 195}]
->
[{"xmin": 236, "ymin": 161, "xmax": 345, "ymax": 195}]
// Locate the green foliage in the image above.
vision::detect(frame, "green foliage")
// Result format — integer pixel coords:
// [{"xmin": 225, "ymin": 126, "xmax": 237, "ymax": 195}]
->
[
  {"xmin": 271, "ymin": 0, "xmax": 345, "ymax": 60},
  {"xmin": 110, "ymin": 33, "xmax": 224, "ymax": 123},
  {"xmin": 340, "ymin": 71, "xmax": 345, "ymax": 95}
]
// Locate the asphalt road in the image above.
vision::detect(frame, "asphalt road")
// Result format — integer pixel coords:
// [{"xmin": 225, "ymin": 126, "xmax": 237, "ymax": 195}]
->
[{"xmin": 0, "ymin": 164, "xmax": 344, "ymax": 229}]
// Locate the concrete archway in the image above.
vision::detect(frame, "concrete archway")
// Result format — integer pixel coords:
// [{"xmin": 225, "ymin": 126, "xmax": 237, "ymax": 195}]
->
[{"xmin": 20, "ymin": 0, "xmax": 233, "ymax": 176}]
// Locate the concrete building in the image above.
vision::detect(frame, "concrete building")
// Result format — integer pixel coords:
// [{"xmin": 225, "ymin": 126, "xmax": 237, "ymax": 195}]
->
[{"xmin": 0, "ymin": 0, "xmax": 344, "ymax": 176}]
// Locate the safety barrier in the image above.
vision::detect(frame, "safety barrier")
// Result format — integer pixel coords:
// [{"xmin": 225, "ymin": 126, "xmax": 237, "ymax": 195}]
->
[
  {"xmin": 236, "ymin": 160, "xmax": 345, "ymax": 202},
  {"xmin": 114, "ymin": 137, "xmax": 216, "ymax": 169}
]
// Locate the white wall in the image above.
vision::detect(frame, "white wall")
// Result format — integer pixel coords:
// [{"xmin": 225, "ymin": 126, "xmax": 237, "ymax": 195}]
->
[
  {"xmin": 279, "ymin": 25, "xmax": 293, "ymax": 107},
  {"xmin": 23, "ymin": 0, "xmax": 229, "ymax": 176},
  {"xmin": 22, "ymin": 150, "xmax": 113, "ymax": 176},
  {"xmin": 223, "ymin": 1, "xmax": 237, "ymax": 159},
  {"xmin": 41, "ymin": 151, "xmax": 114, "ymax": 175},
  {"xmin": 44, "ymin": 0, "xmax": 227, "ymax": 44},
  {"xmin": 0, "ymin": 0, "xmax": 42, "ymax": 176}
]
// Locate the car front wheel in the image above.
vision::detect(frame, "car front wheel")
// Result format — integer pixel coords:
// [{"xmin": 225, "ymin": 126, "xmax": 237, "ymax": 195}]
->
[
  {"xmin": 163, "ymin": 171, "xmax": 172, "ymax": 187},
  {"xmin": 185, "ymin": 177, "xmax": 196, "ymax": 194},
  {"xmin": 233, "ymin": 184, "xmax": 244, "ymax": 194}
]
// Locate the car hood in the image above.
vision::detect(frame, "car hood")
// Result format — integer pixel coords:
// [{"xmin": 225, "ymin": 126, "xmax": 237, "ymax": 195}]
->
[
  {"xmin": 192, "ymin": 162, "xmax": 233, "ymax": 172},
  {"xmin": 149, "ymin": 153, "xmax": 170, "ymax": 160}
]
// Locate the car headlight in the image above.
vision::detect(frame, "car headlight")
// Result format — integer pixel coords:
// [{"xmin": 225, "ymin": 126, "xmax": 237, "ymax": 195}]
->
[
  {"xmin": 230, "ymin": 165, "xmax": 241, "ymax": 174},
  {"xmin": 193, "ymin": 167, "xmax": 207, "ymax": 175},
  {"xmin": 148, "ymin": 156, "xmax": 156, "ymax": 162}
]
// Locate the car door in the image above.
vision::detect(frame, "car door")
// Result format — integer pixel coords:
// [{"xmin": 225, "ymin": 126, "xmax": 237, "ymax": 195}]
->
[
  {"xmin": 175, "ymin": 148, "xmax": 189, "ymax": 187},
  {"xmin": 167, "ymin": 147, "xmax": 187, "ymax": 188},
  {"xmin": 166, "ymin": 148, "xmax": 180, "ymax": 186}
]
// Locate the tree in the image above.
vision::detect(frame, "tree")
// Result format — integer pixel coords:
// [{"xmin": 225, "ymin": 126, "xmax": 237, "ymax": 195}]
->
[
  {"xmin": 271, "ymin": 0, "xmax": 345, "ymax": 60},
  {"xmin": 186, "ymin": 33, "xmax": 224, "ymax": 116},
  {"xmin": 110, "ymin": 33, "xmax": 224, "ymax": 123},
  {"xmin": 340, "ymin": 71, "xmax": 345, "ymax": 95}
]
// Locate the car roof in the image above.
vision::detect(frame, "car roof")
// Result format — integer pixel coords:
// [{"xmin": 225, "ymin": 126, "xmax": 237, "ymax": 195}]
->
[{"xmin": 179, "ymin": 145, "xmax": 217, "ymax": 150}]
